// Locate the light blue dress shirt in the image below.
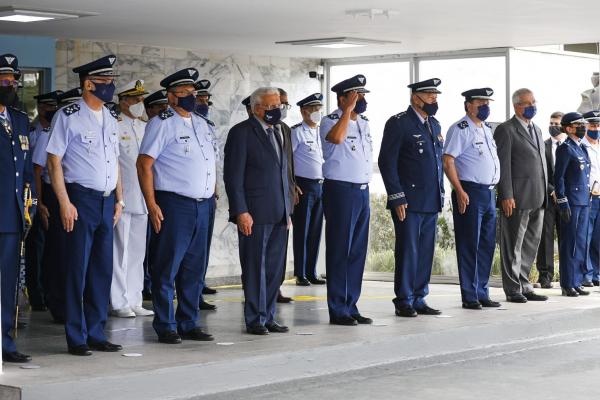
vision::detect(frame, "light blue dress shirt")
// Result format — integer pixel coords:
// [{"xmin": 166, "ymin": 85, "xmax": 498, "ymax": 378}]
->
[
  {"xmin": 291, "ymin": 121, "xmax": 324, "ymax": 180},
  {"xmin": 32, "ymin": 127, "xmax": 51, "ymax": 184}
]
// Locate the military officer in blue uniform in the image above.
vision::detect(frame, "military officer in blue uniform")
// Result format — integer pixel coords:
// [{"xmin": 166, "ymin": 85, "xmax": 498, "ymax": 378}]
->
[
  {"xmin": 554, "ymin": 112, "xmax": 592, "ymax": 297},
  {"xmin": 291, "ymin": 93, "xmax": 326, "ymax": 286},
  {"xmin": 144, "ymin": 89, "xmax": 168, "ymax": 120},
  {"xmin": 378, "ymin": 78, "xmax": 444, "ymax": 318},
  {"xmin": 0, "ymin": 53, "xmax": 33, "ymax": 363},
  {"xmin": 138, "ymin": 67, "xmax": 216, "ymax": 344},
  {"xmin": 583, "ymin": 110, "xmax": 600, "ymax": 285},
  {"xmin": 26, "ymin": 89, "xmax": 62, "ymax": 312},
  {"xmin": 46, "ymin": 55, "xmax": 125, "ymax": 356},
  {"xmin": 321, "ymin": 75, "xmax": 373, "ymax": 326},
  {"xmin": 443, "ymin": 88, "xmax": 502, "ymax": 309},
  {"xmin": 33, "ymin": 88, "xmax": 81, "ymax": 324}
]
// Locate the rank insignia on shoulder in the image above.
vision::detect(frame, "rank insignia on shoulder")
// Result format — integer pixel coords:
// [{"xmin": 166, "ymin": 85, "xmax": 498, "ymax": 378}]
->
[
  {"xmin": 159, "ymin": 109, "xmax": 174, "ymax": 120},
  {"xmin": 327, "ymin": 113, "xmax": 339, "ymax": 120},
  {"xmin": 457, "ymin": 120, "xmax": 469, "ymax": 129},
  {"xmin": 43, "ymin": 127, "xmax": 51, "ymax": 132},
  {"xmin": 19, "ymin": 135, "xmax": 29, "ymax": 151},
  {"xmin": 63, "ymin": 103, "xmax": 80, "ymax": 116},
  {"xmin": 195, "ymin": 111, "xmax": 215, "ymax": 126},
  {"xmin": 105, "ymin": 104, "xmax": 120, "ymax": 119},
  {"xmin": 291, "ymin": 122, "xmax": 302, "ymax": 129},
  {"xmin": 360, "ymin": 114, "xmax": 369, "ymax": 121},
  {"xmin": 394, "ymin": 112, "xmax": 406, "ymax": 119},
  {"xmin": 484, "ymin": 122, "xmax": 492, "ymax": 129}
]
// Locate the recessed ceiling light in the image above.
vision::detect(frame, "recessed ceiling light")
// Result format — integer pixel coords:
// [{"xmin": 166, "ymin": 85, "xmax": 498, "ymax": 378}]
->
[
  {"xmin": 276, "ymin": 37, "xmax": 400, "ymax": 48},
  {"xmin": 0, "ymin": 6, "xmax": 97, "ymax": 23}
]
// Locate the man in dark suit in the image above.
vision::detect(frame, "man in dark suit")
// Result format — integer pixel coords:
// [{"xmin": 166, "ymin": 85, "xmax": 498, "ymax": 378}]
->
[
  {"xmin": 494, "ymin": 88, "xmax": 548, "ymax": 303},
  {"xmin": 536, "ymin": 111, "xmax": 565, "ymax": 288},
  {"xmin": 224, "ymin": 87, "xmax": 292, "ymax": 335}
]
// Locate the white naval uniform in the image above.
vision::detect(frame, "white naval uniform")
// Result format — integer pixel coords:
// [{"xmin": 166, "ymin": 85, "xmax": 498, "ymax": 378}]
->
[{"xmin": 111, "ymin": 114, "xmax": 149, "ymax": 311}]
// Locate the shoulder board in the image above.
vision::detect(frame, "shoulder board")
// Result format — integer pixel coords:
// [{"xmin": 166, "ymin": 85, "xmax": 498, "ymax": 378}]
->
[
  {"xmin": 63, "ymin": 103, "xmax": 80, "ymax": 116},
  {"xmin": 360, "ymin": 114, "xmax": 369, "ymax": 121},
  {"xmin": 457, "ymin": 120, "xmax": 469, "ymax": 129},
  {"xmin": 159, "ymin": 109, "xmax": 174, "ymax": 120},
  {"xmin": 42, "ymin": 127, "xmax": 51, "ymax": 132},
  {"xmin": 29, "ymin": 126, "xmax": 35, "ymax": 132},
  {"xmin": 8, "ymin": 106, "xmax": 27, "ymax": 117},
  {"xmin": 291, "ymin": 122, "xmax": 302, "ymax": 129},
  {"xmin": 484, "ymin": 122, "xmax": 492, "ymax": 129},
  {"xmin": 326, "ymin": 113, "xmax": 339, "ymax": 120},
  {"xmin": 394, "ymin": 111, "xmax": 406, "ymax": 119},
  {"xmin": 104, "ymin": 104, "xmax": 119, "ymax": 119},
  {"xmin": 195, "ymin": 112, "xmax": 215, "ymax": 126}
]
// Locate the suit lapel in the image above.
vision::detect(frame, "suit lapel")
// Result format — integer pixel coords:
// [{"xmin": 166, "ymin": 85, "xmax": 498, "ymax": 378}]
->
[
  {"xmin": 511, "ymin": 116, "xmax": 537, "ymax": 148},
  {"xmin": 249, "ymin": 117, "xmax": 280, "ymax": 164}
]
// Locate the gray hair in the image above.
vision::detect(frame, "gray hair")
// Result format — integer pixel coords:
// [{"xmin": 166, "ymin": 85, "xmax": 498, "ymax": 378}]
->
[
  {"xmin": 512, "ymin": 88, "xmax": 533, "ymax": 105},
  {"xmin": 250, "ymin": 87, "xmax": 280, "ymax": 111}
]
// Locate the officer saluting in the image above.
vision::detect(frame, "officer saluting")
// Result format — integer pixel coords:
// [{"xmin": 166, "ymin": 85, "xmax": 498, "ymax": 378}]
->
[
  {"xmin": 443, "ymin": 88, "xmax": 501, "ymax": 309},
  {"xmin": 321, "ymin": 75, "xmax": 373, "ymax": 326},
  {"xmin": 0, "ymin": 53, "xmax": 33, "ymax": 363},
  {"xmin": 46, "ymin": 55, "xmax": 125, "ymax": 356},
  {"xmin": 291, "ymin": 93, "xmax": 326, "ymax": 286},
  {"xmin": 137, "ymin": 68, "xmax": 216, "ymax": 344},
  {"xmin": 378, "ymin": 78, "xmax": 444, "ymax": 318},
  {"xmin": 554, "ymin": 112, "xmax": 592, "ymax": 297}
]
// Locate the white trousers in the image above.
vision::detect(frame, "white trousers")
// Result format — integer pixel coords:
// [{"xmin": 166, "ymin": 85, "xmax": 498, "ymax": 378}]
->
[{"xmin": 111, "ymin": 212, "xmax": 148, "ymax": 310}]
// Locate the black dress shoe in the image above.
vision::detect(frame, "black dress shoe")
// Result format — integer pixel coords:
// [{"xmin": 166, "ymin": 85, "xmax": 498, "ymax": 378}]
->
[
  {"xmin": 308, "ymin": 277, "xmax": 326, "ymax": 285},
  {"xmin": 593, "ymin": 280, "xmax": 600, "ymax": 287},
  {"xmin": 462, "ymin": 301, "xmax": 482, "ymax": 310},
  {"xmin": 582, "ymin": 280, "xmax": 594, "ymax": 288},
  {"xmin": 199, "ymin": 300, "xmax": 217, "ymax": 311},
  {"xmin": 158, "ymin": 331, "xmax": 182, "ymax": 344},
  {"xmin": 562, "ymin": 287, "xmax": 579, "ymax": 297},
  {"xmin": 277, "ymin": 293, "xmax": 293, "ymax": 303},
  {"xmin": 202, "ymin": 286, "xmax": 217, "ymax": 295},
  {"xmin": 179, "ymin": 327, "xmax": 214, "ymax": 341},
  {"xmin": 296, "ymin": 277, "xmax": 311, "ymax": 286},
  {"xmin": 68, "ymin": 345, "xmax": 92, "ymax": 356},
  {"xmin": 506, "ymin": 294, "xmax": 527, "ymax": 303},
  {"xmin": 2, "ymin": 351, "xmax": 32, "ymax": 363},
  {"xmin": 479, "ymin": 299, "xmax": 501, "ymax": 308},
  {"xmin": 415, "ymin": 305, "xmax": 442, "ymax": 315},
  {"xmin": 523, "ymin": 291, "xmax": 548, "ymax": 301},
  {"xmin": 351, "ymin": 314, "xmax": 373, "ymax": 324},
  {"xmin": 539, "ymin": 281, "xmax": 553, "ymax": 289},
  {"xmin": 265, "ymin": 322, "xmax": 289, "ymax": 333},
  {"xmin": 246, "ymin": 325, "xmax": 269, "ymax": 335},
  {"xmin": 88, "ymin": 341, "xmax": 122, "ymax": 352},
  {"xmin": 395, "ymin": 306, "xmax": 418, "ymax": 317},
  {"xmin": 330, "ymin": 316, "xmax": 358, "ymax": 326},
  {"xmin": 576, "ymin": 286, "xmax": 590, "ymax": 296}
]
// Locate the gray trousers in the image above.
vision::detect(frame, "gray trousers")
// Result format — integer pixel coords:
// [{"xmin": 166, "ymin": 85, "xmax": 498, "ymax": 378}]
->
[{"xmin": 499, "ymin": 208, "xmax": 544, "ymax": 296}]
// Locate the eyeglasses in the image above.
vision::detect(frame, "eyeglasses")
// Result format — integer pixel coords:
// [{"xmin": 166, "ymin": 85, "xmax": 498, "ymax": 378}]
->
[
  {"xmin": 259, "ymin": 103, "xmax": 283, "ymax": 111},
  {"xmin": 0, "ymin": 79, "xmax": 18, "ymax": 88},
  {"xmin": 281, "ymin": 103, "xmax": 291, "ymax": 111}
]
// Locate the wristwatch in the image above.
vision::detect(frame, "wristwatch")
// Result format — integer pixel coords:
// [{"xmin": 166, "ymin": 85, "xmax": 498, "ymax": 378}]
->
[{"xmin": 117, "ymin": 200, "xmax": 126, "ymax": 209}]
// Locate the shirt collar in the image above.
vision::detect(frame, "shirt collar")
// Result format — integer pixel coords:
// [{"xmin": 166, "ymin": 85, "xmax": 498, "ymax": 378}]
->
[
  {"xmin": 515, "ymin": 114, "xmax": 531, "ymax": 130},
  {"xmin": 411, "ymin": 105, "xmax": 426, "ymax": 124}
]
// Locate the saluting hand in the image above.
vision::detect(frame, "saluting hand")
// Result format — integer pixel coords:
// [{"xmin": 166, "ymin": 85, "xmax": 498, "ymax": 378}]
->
[
  {"xmin": 457, "ymin": 190, "xmax": 470, "ymax": 214},
  {"xmin": 60, "ymin": 201, "xmax": 78, "ymax": 232},
  {"xmin": 148, "ymin": 203, "xmax": 164, "ymax": 234},
  {"xmin": 237, "ymin": 212, "xmax": 253, "ymax": 236},
  {"xmin": 395, "ymin": 204, "xmax": 408, "ymax": 222},
  {"xmin": 342, "ymin": 91, "xmax": 359, "ymax": 114}
]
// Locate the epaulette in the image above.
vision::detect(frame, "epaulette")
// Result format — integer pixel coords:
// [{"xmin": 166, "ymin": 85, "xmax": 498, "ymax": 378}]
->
[
  {"xmin": 291, "ymin": 122, "xmax": 302, "ymax": 129},
  {"xmin": 195, "ymin": 112, "xmax": 215, "ymax": 127},
  {"xmin": 62, "ymin": 103, "xmax": 80, "ymax": 116},
  {"xmin": 394, "ymin": 112, "xmax": 406, "ymax": 119},
  {"xmin": 360, "ymin": 114, "xmax": 369, "ymax": 121},
  {"xmin": 42, "ymin": 127, "xmax": 51, "ymax": 132},
  {"xmin": 327, "ymin": 113, "xmax": 339, "ymax": 120},
  {"xmin": 104, "ymin": 104, "xmax": 119, "ymax": 119},
  {"xmin": 159, "ymin": 109, "xmax": 174, "ymax": 120},
  {"xmin": 484, "ymin": 122, "xmax": 492, "ymax": 129},
  {"xmin": 8, "ymin": 106, "xmax": 27, "ymax": 117},
  {"xmin": 457, "ymin": 120, "xmax": 469, "ymax": 129}
]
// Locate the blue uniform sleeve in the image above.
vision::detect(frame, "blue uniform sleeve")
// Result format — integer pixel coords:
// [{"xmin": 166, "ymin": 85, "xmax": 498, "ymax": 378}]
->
[
  {"xmin": 291, "ymin": 126, "xmax": 301, "ymax": 152},
  {"xmin": 553, "ymin": 144, "xmax": 570, "ymax": 210},
  {"xmin": 443, "ymin": 124, "xmax": 467, "ymax": 158},
  {"xmin": 139, "ymin": 117, "xmax": 170, "ymax": 160},
  {"xmin": 223, "ymin": 124, "xmax": 248, "ymax": 221},
  {"xmin": 46, "ymin": 112, "xmax": 69, "ymax": 158},
  {"xmin": 378, "ymin": 116, "xmax": 407, "ymax": 208},
  {"xmin": 32, "ymin": 132, "xmax": 49, "ymax": 167}
]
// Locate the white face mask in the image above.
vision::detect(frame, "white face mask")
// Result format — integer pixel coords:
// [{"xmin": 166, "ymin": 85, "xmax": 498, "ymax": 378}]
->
[
  {"xmin": 128, "ymin": 101, "xmax": 145, "ymax": 118},
  {"xmin": 280, "ymin": 107, "xmax": 288, "ymax": 121},
  {"xmin": 309, "ymin": 111, "xmax": 322, "ymax": 125}
]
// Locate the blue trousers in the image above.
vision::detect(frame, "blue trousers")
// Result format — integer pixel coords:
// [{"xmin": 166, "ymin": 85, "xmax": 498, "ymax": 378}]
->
[
  {"xmin": 199, "ymin": 195, "xmax": 216, "ymax": 303},
  {"xmin": 64, "ymin": 184, "xmax": 114, "ymax": 347},
  {"xmin": 585, "ymin": 197, "xmax": 600, "ymax": 282},
  {"xmin": 391, "ymin": 210, "xmax": 437, "ymax": 309},
  {"xmin": 292, "ymin": 177, "xmax": 323, "ymax": 280},
  {"xmin": 0, "ymin": 232, "xmax": 20, "ymax": 353},
  {"xmin": 238, "ymin": 222, "xmax": 287, "ymax": 327},
  {"xmin": 323, "ymin": 180, "xmax": 370, "ymax": 319},
  {"xmin": 41, "ymin": 183, "xmax": 66, "ymax": 321},
  {"xmin": 452, "ymin": 183, "xmax": 496, "ymax": 303},
  {"xmin": 150, "ymin": 191, "xmax": 209, "ymax": 335},
  {"xmin": 559, "ymin": 205, "xmax": 589, "ymax": 289}
]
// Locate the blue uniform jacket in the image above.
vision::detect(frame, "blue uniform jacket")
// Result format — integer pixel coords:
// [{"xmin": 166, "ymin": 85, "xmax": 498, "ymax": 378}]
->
[
  {"xmin": 224, "ymin": 117, "xmax": 291, "ymax": 224},
  {"xmin": 554, "ymin": 137, "xmax": 591, "ymax": 209},
  {"xmin": 0, "ymin": 106, "xmax": 32, "ymax": 232},
  {"xmin": 378, "ymin": 106, "xmax": 444, "ymax": 213}
]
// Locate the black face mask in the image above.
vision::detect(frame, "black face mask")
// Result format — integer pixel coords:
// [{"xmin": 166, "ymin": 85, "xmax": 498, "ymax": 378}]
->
[
  {"xmin": 417, "ymin": 95, "xmax": 438, "ymax": 116},
  {"xmin": 0, "ymin": 86, "xmax": 17, "ymax": 106},
  {"xmin": 549, "ymin": 126, "xmax": 561, "ymax": 137},
  {"xmin": 575, "ymin": 126, "xmax": 587, "ymax": 139}
]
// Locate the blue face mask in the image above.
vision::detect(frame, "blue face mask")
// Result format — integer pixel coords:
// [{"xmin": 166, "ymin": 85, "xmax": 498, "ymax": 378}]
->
[
  {"xmin": 523, "ymin": 105, "xmax": 537, "ymax": 120},
  {"xmin": 44, "ymin": 110, "xmax": 57, "ymax": 122},
  {"xmin": 263, "ymin": 107, "xmax": 282, "ymax": 125},
  {"xmin": 177, "ymin": 94, "xmax": 196, "ymax": 112},
  {"xmin": 91, "ymin": 82, "xmax": 116, "ymax": 103},
  {"xmin": 195, "ymin": 103, "xmax": 209, "ymax": 117},
  {"xmin": 476, "ymin": 104, "xmax": 491, "ymax": 121},
  {"xmin": 588, "ymin": 130, "xmax": 599, "ymax": 140},
  {"xmin": 422, "ymin": 102, "xmax": 438, "ymax": 116},
  {"xmin": 353, "ymin": 98, "xmax": 367, "ymax": 114}
]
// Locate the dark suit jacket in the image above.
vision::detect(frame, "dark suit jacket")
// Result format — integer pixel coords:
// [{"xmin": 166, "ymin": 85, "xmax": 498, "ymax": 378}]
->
[
  {"xmin": 224, "ymin": 117, "xmax": 291, "ymax": 224},
  {"xmin": 279, "ymin": 121, "xmax": 297, "ymax": 210},
  {"xmin": 544, "ymin": 138, "xmax": 555, "ymax": 196},
  {"xmin": 494, "ymin": 115, "xmax": 547, "ymax": 209}
]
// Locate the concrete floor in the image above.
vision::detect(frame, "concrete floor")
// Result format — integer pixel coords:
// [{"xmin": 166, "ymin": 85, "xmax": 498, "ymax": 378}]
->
[{"xmin": 1, "ymin": 281, "xmax": 600, "ymax": 400}]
